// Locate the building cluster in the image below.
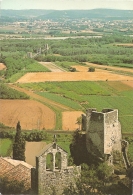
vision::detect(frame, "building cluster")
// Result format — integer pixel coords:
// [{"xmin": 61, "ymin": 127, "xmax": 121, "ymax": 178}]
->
[{"xmin": 0, "ymin": 18, "xmax": 133, "ymax": 39}]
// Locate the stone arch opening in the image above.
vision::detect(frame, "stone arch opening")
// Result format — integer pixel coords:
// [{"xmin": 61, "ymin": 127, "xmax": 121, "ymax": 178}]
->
[
  {"xmin": 55, "ymin": 152, "xmax": 61, "ymax": 170},
  {"xmin": 46, "ymin": 153, "xmax": 53, "ymax": 171}
]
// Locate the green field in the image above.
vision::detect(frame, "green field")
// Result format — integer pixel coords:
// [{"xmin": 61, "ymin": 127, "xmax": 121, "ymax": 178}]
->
[
  {"xmin": 19, "ymin": 81, "xmax": 133, "ymax": 133},
  {"xmin": 0, "ymin": 138, "xmax": 13, "ymax": 156},
  {"xmin": 37, "ymin": 91, "xmax": 82, "ymax": 110}
]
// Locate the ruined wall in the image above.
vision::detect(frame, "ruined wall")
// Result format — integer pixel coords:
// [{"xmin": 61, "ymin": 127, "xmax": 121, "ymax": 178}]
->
[
  {"xmin": 104, "ymin": 109, "xmax": 121, "ymax": 154},
  {"xmin": 86, "ymin": 109, "xmax": 104, "ymax": 158},
  {"xmin": 86, "ymin": 108, "xmax": 121, "ymax": 158}
]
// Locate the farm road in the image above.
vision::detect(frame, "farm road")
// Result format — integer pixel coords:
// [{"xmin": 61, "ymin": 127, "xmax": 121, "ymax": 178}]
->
[
  {"xmin": 39, "ymin": 62, "xmax": 66, "ymax": 72},
  {"xmin": 9, "ymin": 84, "xmax": 73, "ymax": 111}
]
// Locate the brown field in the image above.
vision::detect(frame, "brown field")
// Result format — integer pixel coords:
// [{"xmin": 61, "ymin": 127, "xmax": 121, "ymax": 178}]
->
[
  {"xmin": 16, "ymin": 71, "xmax": 133, "ymax": 83},
  {"xmin": 62, "ymin": 111, "xmax": 84, "ymax": 131},
  {"xmin": 121, "ymin": 80, "xmax": 133, "ymax": 88},
  {"xmin": 25, "ymin": 142, "xmax": 47, "ymax": 166},
  {"xmin": 0, "ymin": 99, "xmax": 55, "ymax": 130},
  {"xmin": 9, "ymin": 84, "xmax": 73, "ymax": 111},
  {"xmin": 0, "ymin": 63, "xmax": 6, "ymax": 70},
  {"xmin": 106, "ymin": 81, "xmax": 133, "ymax": 91}
]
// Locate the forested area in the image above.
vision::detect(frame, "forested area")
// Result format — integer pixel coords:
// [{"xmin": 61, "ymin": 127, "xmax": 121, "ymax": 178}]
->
[
  {"xmin": 36, "ymin": 35, "xmax": 133, "ymax": 66},
  {"xmin": 0, "ymin": 34, "xmax": 133, "ymax": 81}
]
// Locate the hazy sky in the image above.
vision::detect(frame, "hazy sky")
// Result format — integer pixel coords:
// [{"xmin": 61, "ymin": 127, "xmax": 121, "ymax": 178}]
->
[{"xmin": 1, "ymin": 0, "xmax": 133, "ymax": 10}]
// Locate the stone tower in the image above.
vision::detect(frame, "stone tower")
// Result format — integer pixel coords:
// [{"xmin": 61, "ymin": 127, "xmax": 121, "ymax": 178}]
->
[
  {"xmin": 85, "ymin": 108, "xmax": 121, "ymax": 160},
  {"xmin": 32, "ymin": 142, "xmax": 80, "ymax": 195}
]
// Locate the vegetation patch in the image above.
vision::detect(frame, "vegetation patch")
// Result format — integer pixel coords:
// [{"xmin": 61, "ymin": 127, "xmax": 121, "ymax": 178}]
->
[
  {"xmin": 0, "ymin": 83, "xmax": 29, "ymax": 99},
  {"xmin": 0, "ymin": 138, "xmax": 13, "ymax": 156}
]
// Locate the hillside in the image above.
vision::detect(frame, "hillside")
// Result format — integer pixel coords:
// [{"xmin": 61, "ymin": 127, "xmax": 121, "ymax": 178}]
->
[{"xmin": 1, "ymin": 9, "xmax": 133, "ymax": 21}]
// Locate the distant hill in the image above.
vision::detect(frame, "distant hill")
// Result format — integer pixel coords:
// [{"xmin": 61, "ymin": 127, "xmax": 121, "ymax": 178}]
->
[
  {"xmin": 1, "ymin": 9, "xmax": 133, "ymax": 21},
  {"xmin": 37, "ymin": 9, "xmax": 133, "ymax": 20}
]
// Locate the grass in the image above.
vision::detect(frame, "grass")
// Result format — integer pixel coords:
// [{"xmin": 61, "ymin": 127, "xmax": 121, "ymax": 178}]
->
[
  {"xmin": 25, "ymin": 62, "xmax": 51, "ymax": 72},
  {"xmin": 6, "ymin": 72, "xmax": 25, "ymax": 83},
  {"xmin": 19, "ymin": 81, "xmax": 112, "ymax": 96},
  {"xmin": 6, "ymin": 62, "xmax": 51, "ymax": 82},
  {"xmin": 55, "ymin": 61, "xmax": 82, "ymax": 71},
  {"xmin": 57, "ymin": 141, "xmax": 71, "ymax": 155},
  {"xmin": 0, "ymin": 138, "xmax": 13, "ymax": 156},
  {"xmin": 37, "ymin": 92, "xmax": 82, "ymax": 110}
]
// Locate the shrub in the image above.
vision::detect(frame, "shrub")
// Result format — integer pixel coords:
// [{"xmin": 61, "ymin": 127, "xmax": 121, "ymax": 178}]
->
[{"xmin": 88, "ymin": 67, "xmax": 95, "ymax": 72}]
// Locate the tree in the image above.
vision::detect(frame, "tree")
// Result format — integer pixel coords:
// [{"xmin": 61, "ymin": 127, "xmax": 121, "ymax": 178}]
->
[
  {"xmin": 76, "ymin": 116, "xmax": 82, "ymax": 130},
  {"xmin": 88, "ymin": 67, "xmax": 95, "ymax": 72},
  {"xmin": 13, "ymin": 121, "xmax": 25, "ymax": 161},
  {"xmin": 97, "ymin": 162, "xmax": 113, "ymax": 192},
  {"xmin": 69, "ymin": 67, "xmax": 76, "ymax": 72},
  {"xmin": 0, "ymin": 176, "xmax": 29, "ymax": 194},
  {"xmin": 70, "ymin": 130, "xmax": 98, "ymax": 166}
]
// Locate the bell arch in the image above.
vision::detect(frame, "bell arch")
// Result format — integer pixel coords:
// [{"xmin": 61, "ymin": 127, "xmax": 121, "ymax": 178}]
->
[
  {"xmin": 55, "ymin": 152, "xmax": 61, "ymax": 170},
  {"xmin": 46, "ymin": 153, "xmax": 53, "ymax": 171}
]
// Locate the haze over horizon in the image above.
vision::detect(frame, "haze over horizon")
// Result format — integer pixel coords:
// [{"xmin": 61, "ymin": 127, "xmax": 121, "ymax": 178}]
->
[{"xmin": 1, "ymin": 0, "xmax": 133, "ymax": 10}]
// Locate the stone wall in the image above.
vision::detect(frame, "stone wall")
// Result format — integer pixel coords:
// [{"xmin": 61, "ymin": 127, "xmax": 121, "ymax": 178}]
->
[
  {"xmin": 37, "ymin": 166, "xmax": 80, "ymax": 195},
  {"xmin": 86, "ymin": 109, "xmax": 104, "ymax": 158}
]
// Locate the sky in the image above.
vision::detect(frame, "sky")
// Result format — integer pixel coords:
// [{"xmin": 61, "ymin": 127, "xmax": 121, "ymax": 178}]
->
[{"xmin": 1, "ymin": 0, "xmax": 133, "ymax": 10}]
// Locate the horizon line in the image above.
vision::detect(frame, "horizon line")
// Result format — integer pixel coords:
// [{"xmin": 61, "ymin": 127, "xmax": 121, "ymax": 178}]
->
[{"xmin": 1, "ymin": 8, "xmax": 133, "ymax": 11}]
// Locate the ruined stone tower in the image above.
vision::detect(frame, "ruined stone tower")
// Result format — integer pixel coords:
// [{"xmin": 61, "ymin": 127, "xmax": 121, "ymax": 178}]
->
[
  {"xmin": 84, "ymin": 108, "xmax": 121, "ymax": 160},
  {"xmin": 32, "ymin": 142, "xmax": 80, "ymax": 195}
]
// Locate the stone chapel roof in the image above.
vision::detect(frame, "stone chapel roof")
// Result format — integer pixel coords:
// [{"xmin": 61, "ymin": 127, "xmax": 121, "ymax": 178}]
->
[{"xmin": 36, "ymin": 142, "xmax": 67, "ymax": 158}]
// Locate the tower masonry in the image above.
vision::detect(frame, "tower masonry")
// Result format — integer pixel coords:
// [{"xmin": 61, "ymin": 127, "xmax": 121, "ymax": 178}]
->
[{"xmin": 84, "ymin": 108, "xmax": 121, "ymax": 159}]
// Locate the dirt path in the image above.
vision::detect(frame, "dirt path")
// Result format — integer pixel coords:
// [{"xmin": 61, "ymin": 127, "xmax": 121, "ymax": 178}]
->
[
  {"xmin": 115, "ymin": 43, "xmax": 133, "ymax": 47},
  {"xmin": 0, "ymin": 63, "xmax": 6, "ymax": 70},
  {"xmin": 9, "ymin": 84, "xmax": 73, "ymax": 111},
  {"xmin": 85, "ymin": 62, "xmax": 133, "ymax": 73},
  {"xmin": 39, "ymin": 62, "xmax": 66, "ymax": 72}
]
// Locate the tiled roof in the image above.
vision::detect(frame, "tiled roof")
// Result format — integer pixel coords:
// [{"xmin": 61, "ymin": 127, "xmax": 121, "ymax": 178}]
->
[
  {"xmin": 5, "ymin": 163, "xmax": 31, "ymax": 190},
  {"xmin": 0, "ymin": 157, "xmax": 33, "ymax": 190},
  {"xmin": 3, "ymin": 157, "xmax": 33, "ymax": 169}
]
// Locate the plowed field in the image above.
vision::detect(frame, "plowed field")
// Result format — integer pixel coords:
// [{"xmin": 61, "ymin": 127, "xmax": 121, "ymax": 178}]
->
[
  {"xmin": 0, "ymin": 99, "xmax": 55, "ymax": 130},
  {"xmin": 16, "ymin": 71, "xmax": 133, "ymax": 83},
  {"xmin": 62, "ymin": 111, "xmax": 84, "ymax": 131}
]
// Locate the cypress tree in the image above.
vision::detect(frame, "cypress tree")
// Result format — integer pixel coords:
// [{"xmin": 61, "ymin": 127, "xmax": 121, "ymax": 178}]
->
[{"xmin": 13, "ymin": 121, "xmax": 25, "ymax": 161}]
